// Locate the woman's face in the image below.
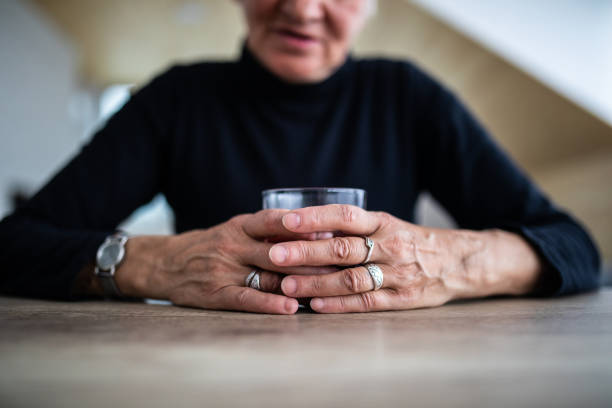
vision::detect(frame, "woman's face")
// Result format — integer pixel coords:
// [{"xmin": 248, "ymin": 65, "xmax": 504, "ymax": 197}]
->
[{"xmin": 238, "ymin": 0, "xmax": 371, "ymax": 83}]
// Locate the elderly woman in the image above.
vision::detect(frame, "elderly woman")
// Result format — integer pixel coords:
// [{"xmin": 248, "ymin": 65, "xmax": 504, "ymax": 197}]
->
[{"xmin": 0, "ymin": 0, "xmax": 601, "ymax": 314}]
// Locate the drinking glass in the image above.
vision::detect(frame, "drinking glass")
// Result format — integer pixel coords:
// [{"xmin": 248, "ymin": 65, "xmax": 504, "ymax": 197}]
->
[
  {"xmin": 262, "ymin": 187, "xmax": 366, "ymax": 210},
  {"xmin": 262, "ymin": 187, "xmax": 367, "ymax": 310}
]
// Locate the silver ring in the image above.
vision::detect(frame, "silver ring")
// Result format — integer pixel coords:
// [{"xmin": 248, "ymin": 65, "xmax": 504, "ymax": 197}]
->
[
  {"xmin": 245, "ymin": 270, "xmax": 261, "ymax": 290},
  {"xmin": 365, "ymin": 263, "xmax": 383, "ymax": 291},
  {"xmin": 362, "ymin": 236, "xmax": 374, "ymax": 264}
]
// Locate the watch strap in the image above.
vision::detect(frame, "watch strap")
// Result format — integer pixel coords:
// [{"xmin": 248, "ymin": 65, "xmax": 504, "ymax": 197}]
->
[{"xmin": 95, "ymin": 267, "xmax": 123, "ymax": 298}]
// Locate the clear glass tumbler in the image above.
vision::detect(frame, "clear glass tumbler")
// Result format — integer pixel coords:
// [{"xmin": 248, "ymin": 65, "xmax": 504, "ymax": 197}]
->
[
  {"xmin": 262, "ymin": 187, "xmax": 366, "ymax": 210},
  {"xmin": 262, "ymin": 187, "xmax": 367, "ymax": 311}
]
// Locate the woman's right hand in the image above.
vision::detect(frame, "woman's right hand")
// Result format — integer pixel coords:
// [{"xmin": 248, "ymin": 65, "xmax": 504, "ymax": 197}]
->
[{"xmin": 113, "ymin": 210, "xmax": 330, "ymax": 314}]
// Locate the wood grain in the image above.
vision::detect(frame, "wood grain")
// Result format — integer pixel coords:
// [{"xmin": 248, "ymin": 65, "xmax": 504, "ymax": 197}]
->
[{"xmin": 1, "ymin": 290, "xmax": 611, "ymax": 408}]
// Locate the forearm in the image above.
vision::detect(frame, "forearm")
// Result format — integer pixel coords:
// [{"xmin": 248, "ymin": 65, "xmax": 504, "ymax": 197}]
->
[
  {"xmin": 448, "ymin": 229, "xmax": 542, "ymax": 299},
  {"xmin": 0, "ymin": 212, "xmax": 111, "ymax": 300},
  {"xmin": 71, "ymin": 235, "xmax": 169, "ymax": 299}
]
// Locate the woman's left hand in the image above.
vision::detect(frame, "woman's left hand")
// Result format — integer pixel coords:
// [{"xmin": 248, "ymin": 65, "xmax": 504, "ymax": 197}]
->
[{"xmin": 268, "ymin": 204, "xmax": 542, "ymax": 313}]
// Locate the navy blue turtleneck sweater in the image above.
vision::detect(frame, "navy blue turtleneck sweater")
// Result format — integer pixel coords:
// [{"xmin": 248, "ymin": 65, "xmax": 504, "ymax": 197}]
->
[{"xmin": 0, "ymin": 47, "xmax": 601, "ymax": 299}]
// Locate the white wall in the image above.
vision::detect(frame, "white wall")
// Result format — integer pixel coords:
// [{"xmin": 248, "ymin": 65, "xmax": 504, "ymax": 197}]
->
[
  {"xmin": 0, "ymin": 0, "xmax": 91, "ymax": 218},
  {"xmin": 411, "ymin": 0, "xmax": 612, "ymax": 126}
]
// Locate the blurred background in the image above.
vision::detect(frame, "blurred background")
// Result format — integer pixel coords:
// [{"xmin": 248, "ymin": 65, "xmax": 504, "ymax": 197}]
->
[{"xmin": 1, "ymin": 0, "xmax": 611, "ymax": 280}]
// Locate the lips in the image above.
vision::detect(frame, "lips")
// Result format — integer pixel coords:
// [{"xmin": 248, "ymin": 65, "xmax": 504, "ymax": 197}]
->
[
  {"xmin": 277, "ymin": 28, "xmax": 316, "ymax": 41},
  {"xmin": 273, "ymin": 25, "xmax": 320, "ymax": 49}
]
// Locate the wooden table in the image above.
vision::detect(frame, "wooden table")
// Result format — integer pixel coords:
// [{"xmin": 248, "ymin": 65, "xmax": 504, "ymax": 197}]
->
[{"xmin": 1, "ymin": 290, "xmax": 611, "ymax": 408}]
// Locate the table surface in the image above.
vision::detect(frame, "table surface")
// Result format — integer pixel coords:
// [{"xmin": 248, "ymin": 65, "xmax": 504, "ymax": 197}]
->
[{"xmin": 1, "ymin": 290, "xmax": 611, "ymax": 408}]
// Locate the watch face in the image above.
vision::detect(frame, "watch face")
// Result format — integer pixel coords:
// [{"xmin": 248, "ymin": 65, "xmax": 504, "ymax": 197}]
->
[{"xmin": 97, "ymin": 242, "xmax": 125, "ymax": 271}]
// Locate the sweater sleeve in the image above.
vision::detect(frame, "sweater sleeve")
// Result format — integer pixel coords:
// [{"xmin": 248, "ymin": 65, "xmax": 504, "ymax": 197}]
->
[
  {"xmin": 411, "ymin": 66, "xmax": 601, "ymax": 296},
  {"xmin": 0, "ymin": 67, "xmax": 180, "ymax": 300}
]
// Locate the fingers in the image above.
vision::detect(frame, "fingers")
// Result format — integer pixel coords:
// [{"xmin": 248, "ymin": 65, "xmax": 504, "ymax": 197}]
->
[
  {"xmin": 240, "ymin": 209, "xmax": 288, "ymax": 238},
  {"xmin": 240, "ymin": 240, "xmax": 340, "ymax": 275},
  {"xmin": 281, "ymin": 264, "xmax": 388, "ymax": 298},
  {"xmin": 244, "ymin": 267, "xmax": 338, "ymax": 291},
  {"xmin": 241, "ymin": 209, "xmax": 332, "ymax": 241},
  {"xmin": 309, "ymin": 289, "xmax": 395, "ymax": 313},
  {"xmin": 250, "ymin": 270, "xmax": 284, "ymax": 293},
  {"xmin": 212, "ymin": 286, "xmax": 299, "ymax": 314},
  {"xmin": 269, "ymin": 236, "xmax": 376, "ymax": 267},
  {"xmin": 280, "ymin": 204, "xmax": 382, "ymax": 235},
  {"xmin": 222, "ymin": 266, "xmax": 284, "ymax": 293},
  {"xmin": 170, "ymin": 265, "xmax": 298, "ymax": 314},
  {"xmin": 264, "ymin": 231, "xmax": 334, "ymax": 243}
]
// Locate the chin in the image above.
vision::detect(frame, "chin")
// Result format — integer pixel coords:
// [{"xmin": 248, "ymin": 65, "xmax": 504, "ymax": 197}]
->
[{"xmin": 267, "ymin": 55, "xmax": 329, "ymax": 84}]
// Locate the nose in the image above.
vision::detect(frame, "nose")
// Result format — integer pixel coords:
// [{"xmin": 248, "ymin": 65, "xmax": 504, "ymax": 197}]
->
[{"xmin": 280, "ymin": 0, "xmax": 325, "ymax": 23}]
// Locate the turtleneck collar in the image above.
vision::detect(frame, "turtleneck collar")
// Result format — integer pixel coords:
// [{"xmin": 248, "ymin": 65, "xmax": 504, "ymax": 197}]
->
[{"xmin": 237, "ymin": 42, "xmax": 354, "ymax": 100}]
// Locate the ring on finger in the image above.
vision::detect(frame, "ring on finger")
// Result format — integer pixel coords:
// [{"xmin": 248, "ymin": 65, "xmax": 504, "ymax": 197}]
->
[
  {"xmin": 245, "ymin": 270, "xmax": 261, "ymax": 290},
  {"xmin": 362, "ymin": 236, "xmax": 374, "ymax": 264},
  {"xmin": 365, "ymin": 263, "xmax": 383, "ymax": 291}
]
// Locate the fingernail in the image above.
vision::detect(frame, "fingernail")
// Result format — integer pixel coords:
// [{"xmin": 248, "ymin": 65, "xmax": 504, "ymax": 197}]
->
[
  {"xmin": 285, "ymin": 299, "xmax": 298, "ymax": 314},
  {"xmin": 282, "ymin": 277, "xmax": 297, "ymax": 296},
  {"xmin": 270, "ymin": 245, "xmax": 288, "ymax": 264},
  {"xmin": 283, "ymin": 213, "xmax": 301, "ymax": 229},
  {"xmin": 310, "ymin": 298, "xmax": 324, "ymax": 310}
]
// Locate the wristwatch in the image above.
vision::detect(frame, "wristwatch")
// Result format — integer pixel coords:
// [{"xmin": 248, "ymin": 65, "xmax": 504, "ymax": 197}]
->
[{"xmin": 95, "ymin": 231, "xmax": 129, "ymax": 298}]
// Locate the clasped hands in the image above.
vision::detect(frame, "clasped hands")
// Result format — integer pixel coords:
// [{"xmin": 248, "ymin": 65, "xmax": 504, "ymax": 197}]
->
[{"xmin": 116, "ymin": 204, "xmax": 541, "ymax": 314}]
